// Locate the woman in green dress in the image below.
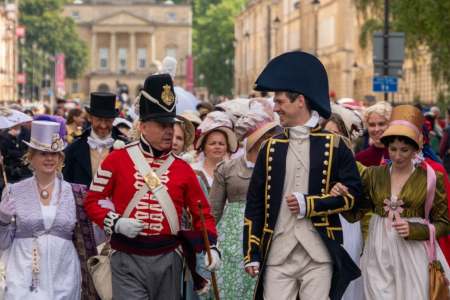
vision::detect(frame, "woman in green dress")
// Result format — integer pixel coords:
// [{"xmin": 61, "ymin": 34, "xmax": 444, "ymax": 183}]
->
[
  {"xmin": 209, "ymin": 99, "xmax": 282, "ymax": 300},
  {"xmin": 333, "ymin": 105, "xmax": 450, "ymax": 299}
]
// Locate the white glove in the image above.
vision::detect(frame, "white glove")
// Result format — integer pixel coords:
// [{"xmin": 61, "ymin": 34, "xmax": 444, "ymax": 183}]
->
[
  {"xmin": 196, "ymin": 279, "xmax": 210, "ymax": 296},
  {"xmin": 204, "ymin": 247, "xmax": 221, "ymax": 272},
  {"xmin": 114, "ymin": 218, "xmax": 144, "ymax": 238}
]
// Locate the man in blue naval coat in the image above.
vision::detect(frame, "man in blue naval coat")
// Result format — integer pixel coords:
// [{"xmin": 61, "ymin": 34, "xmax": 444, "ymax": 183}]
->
[{"xmin": 243, "ymin": 51, "xmax": 362, "ymax": 300}]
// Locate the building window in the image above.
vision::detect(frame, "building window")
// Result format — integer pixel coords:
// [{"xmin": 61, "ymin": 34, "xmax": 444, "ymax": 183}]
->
[
  {"xmin": 166, "ymin": 47, "xmax": 177, "ymax": 59},
  {"xmin": 71, "ymin": 11, "xmax": 80, "ymax": 20},
  {"xmin": 118, "ymin": 48, "xmax": 127, "ymax": 73},
  {"xmin": 99, "ymin": 48, "xmax": 109, "ymax": 70},
  {"xmin": 71, "ymin": 81, "xmax": 79, "ymax": 93},
  {"xmin": 137, "ymin": 48, "xmax": 147, "ymax": 69},
  {"xmin": 167, "ymin": 12, "xmax": 177, "ymax": 22}
]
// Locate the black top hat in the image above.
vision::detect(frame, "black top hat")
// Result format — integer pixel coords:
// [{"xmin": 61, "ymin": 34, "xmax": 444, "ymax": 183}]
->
[
  {"xmin": 254, "ymin": 51, "xmax": 331, "ymax": 118},
  {"xmin": 85, "ymin": 92, "xmax": 119, "ymax": 118},
  {"xmin": 139, "ymin": 73, "xmax": 177, "ymax": 123}
]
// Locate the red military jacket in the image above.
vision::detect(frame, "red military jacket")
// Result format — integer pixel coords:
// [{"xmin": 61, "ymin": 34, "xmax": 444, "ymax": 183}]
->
[{"xmin": 84, "ymin": 141, "xmax": 217, "ymax": 254}]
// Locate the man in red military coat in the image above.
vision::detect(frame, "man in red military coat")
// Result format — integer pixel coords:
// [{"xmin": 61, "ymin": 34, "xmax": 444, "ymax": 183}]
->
[{"xmin": 84, "ymin": 74, "xmax": 220, "ymax": 300}]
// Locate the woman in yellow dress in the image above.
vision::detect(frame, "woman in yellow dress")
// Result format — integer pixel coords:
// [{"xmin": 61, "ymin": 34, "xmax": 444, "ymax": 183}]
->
[{"xmin": 333, "ymin": 105, "xmax": 450, "ymax": 299}]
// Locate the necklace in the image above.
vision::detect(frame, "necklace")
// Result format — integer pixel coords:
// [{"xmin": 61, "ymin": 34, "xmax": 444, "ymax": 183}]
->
[{"xmin": 36, "ymin": 178, "xmax": 55, "ymax": 200}]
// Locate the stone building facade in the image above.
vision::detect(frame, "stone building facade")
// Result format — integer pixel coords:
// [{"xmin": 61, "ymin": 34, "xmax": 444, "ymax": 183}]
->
[
  {"xmin": 234, "ymin": 0, "xmax": 447, "ymax": 104},
  {"xmin": 0, "ymin": 2, "xmax": 17, "ymax": 105},
  {"xmin": 63, "ymin": 0, "xmax": 192, "ymax": 100}
]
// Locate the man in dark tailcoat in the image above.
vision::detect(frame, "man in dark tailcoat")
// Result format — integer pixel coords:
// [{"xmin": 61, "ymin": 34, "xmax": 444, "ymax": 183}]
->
[
  {"xmin": 63, "ymin": 92, "xmax": 128, "ymax": 186},
  {"xmin": 243, "ymin": 51, "xmax": 362, "ymax": 300}
]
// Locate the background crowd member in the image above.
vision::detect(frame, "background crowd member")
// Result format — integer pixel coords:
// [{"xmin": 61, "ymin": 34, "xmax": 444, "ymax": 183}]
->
[
  {"xmin": 66, "ymin": 108, "xmax": 85, "ymax": 144},
  {"xmin": 196, "ymin": 102, "xmax": 214, "ymax": 121},
  {"xmin": 63, "ymin": 92, "xmax": 127, "ymax": 186},
  {"xmin": 209, "ymin": 98, "xmax": 282, "ymax": 299},
  {"xmin": 440, "ymin": 107, "xmax": 450, "ymax": 172},
  {"xmin": 192, "ymin": 111, "xmax": 238, "ymax": 190},
  {"xmin": 355, "ymin": 101, "xmax": 392, "ymax": 166},
  {"xmin": 112, "ymin": 117, "xmax": 133, "ymax": 138},
  {"xmin": 0, "ymin": 109, "xmax": 33, "ymax": 195},
  {"xmin": 172, "ymin": 116, "xmax": 195, "ymax": 156},
  {"xmin": 337, "ymin": 105, "xmax": 449, "ymax": 299},
  {"xmin": 0, "ymin": 121, "xmax": 81, "ymax": 299}
]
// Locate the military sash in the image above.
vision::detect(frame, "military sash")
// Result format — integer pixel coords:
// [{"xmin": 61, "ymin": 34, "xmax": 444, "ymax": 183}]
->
[{"xmin": 125, "ymin": 145, "xmax": 179, "ymax": 234}]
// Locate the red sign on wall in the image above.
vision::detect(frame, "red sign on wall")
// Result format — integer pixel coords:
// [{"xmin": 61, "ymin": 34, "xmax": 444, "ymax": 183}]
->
[
  {"xmin": 185, "ymin": 55, "xmax": 194, "ymax": 92},
  {"xmin": 55, "ymin": 53, "xmax": 66, "ymax": 97},
  {"xmin": 16, "ymin": 26, "xmax": 25, "ymax": 38},
  {"xmin": 16, "ymin": 73, "xmax": 26, "ymax": 84}
]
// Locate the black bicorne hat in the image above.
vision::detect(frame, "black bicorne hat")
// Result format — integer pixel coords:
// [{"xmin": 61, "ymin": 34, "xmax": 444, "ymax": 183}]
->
[
  {"xmin": 85, "ymin": 92, "xmax": 119, "ymax": 118},
  {"xmin": 139, "ymin": 73, "xmax": 177, "ymax": 123},
  {"xmin": 254, "ymin": 51, "xmax": 331, "ymax": 119}
]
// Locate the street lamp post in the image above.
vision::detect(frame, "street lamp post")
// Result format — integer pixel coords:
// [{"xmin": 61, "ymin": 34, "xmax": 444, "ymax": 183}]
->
[{"xmin": 383, "ymin": 0, "xmax": 389, "ymax": 101}]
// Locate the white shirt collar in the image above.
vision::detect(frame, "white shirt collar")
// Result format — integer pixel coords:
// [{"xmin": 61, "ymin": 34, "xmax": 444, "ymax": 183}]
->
[
  {"xmin": 90, "ymin": 130, "xmax": 112, "ymax": 141},
  {"xmin": 303, "ymin": 110, "xmax": 320, "ymax": 128}
]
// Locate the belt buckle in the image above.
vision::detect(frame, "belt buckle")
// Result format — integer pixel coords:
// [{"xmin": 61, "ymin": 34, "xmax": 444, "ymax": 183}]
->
[{"xmin": 144, "ymin": 172, "xmax": 161, "ymax": 190}]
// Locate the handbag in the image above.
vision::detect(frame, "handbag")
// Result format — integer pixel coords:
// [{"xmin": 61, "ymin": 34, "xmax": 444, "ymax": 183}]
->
[
  {"xmin": 87, "ymin": 241, "xmax": 113, "ymax": 300},
  {"xmin": 424, "ymin": 164, "xmax": 450, "ymax": 300}
]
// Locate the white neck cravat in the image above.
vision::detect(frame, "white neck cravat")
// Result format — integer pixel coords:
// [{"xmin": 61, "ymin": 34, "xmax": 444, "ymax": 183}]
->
[
  {"xmin": 287, "ymin": 110, "xmax": 320, "ymax": 140},
  {"xmin": 87, "ymin": 131, "xmax": 114, "ymax": 153}
]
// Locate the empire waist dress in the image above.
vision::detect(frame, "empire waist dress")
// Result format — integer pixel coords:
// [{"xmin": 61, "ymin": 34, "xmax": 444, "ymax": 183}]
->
[
  {"xmin": 0, "ymin": 176, "xmax": 81, "ymax": 300},
  {"xmin": 352, "ymin": 164, "xmax": 450, "ymax": 300}
]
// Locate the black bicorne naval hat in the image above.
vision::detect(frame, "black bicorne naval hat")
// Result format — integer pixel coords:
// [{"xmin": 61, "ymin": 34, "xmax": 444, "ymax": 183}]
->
[
  {"xmin": 85, "ymin": 92, "xmax": 119, "ymax": 118},
  {"xmin": 139, "ymin": 73, "xmax": 177, "ymax": 123},
  {"xmin": 254, "ymin": 51, "xmax": 331, "ymax": 119}
]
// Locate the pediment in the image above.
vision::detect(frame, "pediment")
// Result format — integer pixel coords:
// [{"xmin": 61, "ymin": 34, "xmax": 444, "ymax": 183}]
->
[{"xmin": 95, "ymin": 11, "xmax": 151, "ymax": 26}]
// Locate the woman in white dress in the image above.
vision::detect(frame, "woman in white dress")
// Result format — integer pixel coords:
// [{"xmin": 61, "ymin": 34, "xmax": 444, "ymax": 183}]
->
[
  {"xmin": 333, "ymin": 105, "xmax": 450, "ymax": 300},
  {"xmin": 0, "ymin": 120, "xmax": 81, "ymax": 300}
]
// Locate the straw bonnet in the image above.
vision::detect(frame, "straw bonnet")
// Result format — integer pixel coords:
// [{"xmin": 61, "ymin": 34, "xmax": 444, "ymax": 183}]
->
[
  {"xmin": 235, "ymin": 98, "xmax": 280, "ymax": 152},
  {"xmin": 175, "ymin": 115, "xmax": 195, "ymax": 149},
  {"xmin": 380, "ymin": 105, "xmax": 424, "ymax": 148},
  {"xmin": 180, "ymin": 110, "xmax": 202, "ymax": 127},
  {"xmin": 23, "ymin": 120, "xmax": 65, "ymax": 152},
  {"xmin": 195, "ymin": 111, "xmax": 238, "ymax": 153}
]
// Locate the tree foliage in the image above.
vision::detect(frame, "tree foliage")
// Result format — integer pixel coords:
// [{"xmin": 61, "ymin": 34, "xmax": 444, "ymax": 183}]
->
[
  {"xmin": 354, "ymin": 0, "xmax": 450, "ymax": 85},
  {"xmin": 193, "ymin": 0, "xmax": 246, "ymax": 98},
  {"xmin": 19, "ymin": 0, "xmax": 87, "ymax": 92}
]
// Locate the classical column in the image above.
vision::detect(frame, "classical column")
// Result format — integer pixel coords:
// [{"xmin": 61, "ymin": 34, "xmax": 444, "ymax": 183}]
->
[
  {"xmin": 150, "ymin": 33, "xmax": 156, "ymax": 63},
  {"xmin": 110, "ymin": 32, "xmax": 116, "ymax": 73},
  {"xmin": 91, "ymin": 32, "xmax": 97, "ymax": 71},
  {"xmin": 129, "ymin": 32, "xmax": 136, "ymax": 72}
]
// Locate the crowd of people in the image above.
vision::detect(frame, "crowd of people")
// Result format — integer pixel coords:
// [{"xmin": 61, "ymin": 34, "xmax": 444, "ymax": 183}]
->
[{"xmin": 0, "ymin": 51, "xmax": 449, "ymax": 300}]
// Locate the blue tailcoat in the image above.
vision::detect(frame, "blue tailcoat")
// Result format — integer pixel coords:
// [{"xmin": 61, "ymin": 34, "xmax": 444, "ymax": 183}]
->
[{"xmin": 243, "ymin": 127, "xmax": 362, "ymax": 300}]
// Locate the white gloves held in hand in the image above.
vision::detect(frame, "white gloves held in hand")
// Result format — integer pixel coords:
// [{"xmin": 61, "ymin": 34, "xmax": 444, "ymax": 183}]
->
[
  {"xmin": 204, "ymin": 247, "xmax": 221, "ymax": 272},
  {"xmin": 114, "ymin": 218, "xmax": 144, "ymax": 238}
]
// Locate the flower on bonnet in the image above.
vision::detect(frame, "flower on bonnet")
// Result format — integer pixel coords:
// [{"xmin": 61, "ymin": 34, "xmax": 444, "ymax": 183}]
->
[
  {"xmin": 234, "ymin": 98, "xmax": 276, "ymax": 141},
  {"xmin": 197, "ymin": 111, "xmax": 233, "ymax": 134}
]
